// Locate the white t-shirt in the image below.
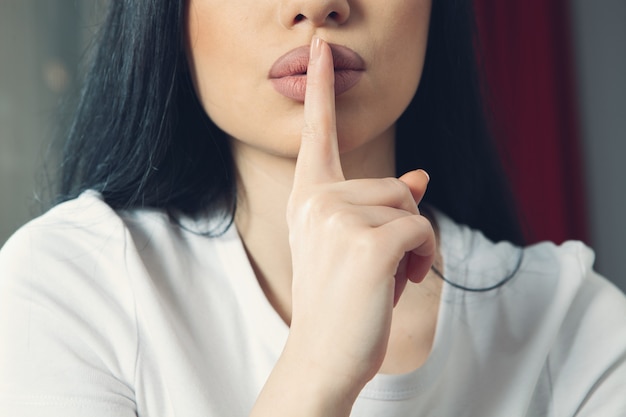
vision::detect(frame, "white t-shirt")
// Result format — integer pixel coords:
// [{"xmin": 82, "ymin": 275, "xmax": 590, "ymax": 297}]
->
[{"xmin": 1, "ymin": 191, "xmax": 625, "ymax": 417}]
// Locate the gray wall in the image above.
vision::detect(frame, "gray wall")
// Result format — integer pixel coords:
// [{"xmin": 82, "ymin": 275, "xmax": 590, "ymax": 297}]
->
[
  {"xmin": 0, "ymin": 1, "xmax": 105, "ymax": 242},
  {"xmin": 1, "ymin": 1, "xmax": 73, "ymax": 240},
  {"xmin": 571, "ymin": 0, "xmax": 626, "ymax": 291},
  {"xmin": 1, "ymin": 1, "xmax": 625, "ymax": 291}
]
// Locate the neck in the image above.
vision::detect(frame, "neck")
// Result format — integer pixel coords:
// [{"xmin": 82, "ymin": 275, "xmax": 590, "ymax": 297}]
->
[{"xmin": 232, "ymin": 128, "xmax": 396, "ymax": 324}]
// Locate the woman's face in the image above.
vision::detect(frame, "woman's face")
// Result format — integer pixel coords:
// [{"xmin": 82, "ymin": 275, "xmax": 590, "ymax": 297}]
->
[{"xmin": 186, "ymin": 0, "xmax": 432, "ymax": 158}]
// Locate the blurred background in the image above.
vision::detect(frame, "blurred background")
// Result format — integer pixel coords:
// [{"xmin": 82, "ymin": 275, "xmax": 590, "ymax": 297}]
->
[{"xmin": 1, "ymin": 1, "xmax": 625, "ymax": 291}]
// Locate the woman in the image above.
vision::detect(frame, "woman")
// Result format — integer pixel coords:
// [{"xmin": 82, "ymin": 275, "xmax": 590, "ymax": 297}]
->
[{"xmin": 1, "ymin": 0, "xmax": 625, "ymax": 416}]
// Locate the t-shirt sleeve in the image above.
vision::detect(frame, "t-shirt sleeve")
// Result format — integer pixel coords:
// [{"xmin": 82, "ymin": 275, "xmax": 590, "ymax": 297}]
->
[
  {"xmin": 549, "ymin": 244, "xmax": 626, "ymax": 416},
  {"xmin": 0, "ymin": 195, "xmax": 138, "ymax": 417}
]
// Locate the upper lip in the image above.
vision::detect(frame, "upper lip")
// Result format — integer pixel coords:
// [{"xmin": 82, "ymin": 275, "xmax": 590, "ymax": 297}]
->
[{"xmin": 269, "ymin": 43, "xmax": 365, "ymax": 79}]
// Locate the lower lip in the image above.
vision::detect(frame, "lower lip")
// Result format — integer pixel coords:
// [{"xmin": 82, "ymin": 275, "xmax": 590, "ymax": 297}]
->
[{"xmin": 270, "ymin": 70, "xmax": 363, "ymax": 102}]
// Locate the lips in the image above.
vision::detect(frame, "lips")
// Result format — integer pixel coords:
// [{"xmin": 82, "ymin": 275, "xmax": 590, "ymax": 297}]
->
[{"xmin": 269, "ymin": 43, "xmax": 365, "ymax": 102}]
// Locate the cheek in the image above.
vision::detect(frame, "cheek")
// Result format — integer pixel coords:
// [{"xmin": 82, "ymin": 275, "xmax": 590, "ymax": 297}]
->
[
  {"xmin": 186, "ymin": 3, "xmax": 261, "ymax": 132},
  {"xmin": 383, "ymin": 1, "xmax": 430, "ymax": 81},
  {"xmin": 378, "ymin": 2, "xmax": 431, "ymax": 112},
  {"xmin": 350, "ymin": 6, "xmax": 429, "ymax": 139},
  {"xmin": 187, "ymin": 6, "xmax": 227, "ymax": 114},
  {"xmin": 333, "ymin": 3, "xmax": 430, "ymax": 151},
  {"xmin": 186, "ymin": 9, "xmax": 304, "ymax": 155}
]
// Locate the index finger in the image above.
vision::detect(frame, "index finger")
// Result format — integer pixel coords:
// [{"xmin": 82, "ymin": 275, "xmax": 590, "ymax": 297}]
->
[{"xmin": 294, "ymin": 37, "xmax": 345, "ymax": 186}]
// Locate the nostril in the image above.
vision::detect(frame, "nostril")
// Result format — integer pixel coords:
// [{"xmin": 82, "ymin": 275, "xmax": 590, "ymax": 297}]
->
[{"xmin": 289, "ymin": 9, "xmax": 347, "ymax": 27}]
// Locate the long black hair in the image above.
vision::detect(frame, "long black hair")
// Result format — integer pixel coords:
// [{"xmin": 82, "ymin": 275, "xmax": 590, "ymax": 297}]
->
[
  {"xmin": 58, "ymin": 0, "xmax": 524, "ymax": 245},
  {"xmin": 396, "ymin": 0, "xmax": 525, "ymax": 244},
  {"xmin": 59, "ymin": 1, "xmax": 234, "ymax": 219}
]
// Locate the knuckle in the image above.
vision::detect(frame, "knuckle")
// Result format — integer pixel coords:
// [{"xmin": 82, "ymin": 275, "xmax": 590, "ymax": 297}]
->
[
  {"xmin": 352, "ymin": 229, "xmax": 379, "ymax": 256},
  {"xmin": 326, "ymin": 205, "xmax": 355, "ymax": 230},
  {"xmin": 350, "ymin": 232, "xmax": 370, "ymax": 255},
  {"xmin": 286, "ymin": 198, "xmax": 300, "ymax": 224},
  {"xmin": 292, "ymin": 190, "xmax": 358, "ymax": 233},
  {"xmin": 385, "ymin": 177, "xmax": 409, "ymax": 194},
  {"xmin": 384, "ymin": 177, "xmax": 413, "ymax": 203},
  {"xmin": 296, "ymin": 190, "xmax": 338, "ymax": 220}
]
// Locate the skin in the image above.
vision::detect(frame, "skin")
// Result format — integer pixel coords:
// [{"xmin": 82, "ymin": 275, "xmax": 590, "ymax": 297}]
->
[
  {"xmin": 186, "ymin": 1, "xmax": 439, "ymax": 415},
  {"xmin": 253, "ymin": 41, "xmax": 438, "ymax": 415},
  {"xmin": 186, "ymin": 0, "xmax": 431, "ymax": 159}
]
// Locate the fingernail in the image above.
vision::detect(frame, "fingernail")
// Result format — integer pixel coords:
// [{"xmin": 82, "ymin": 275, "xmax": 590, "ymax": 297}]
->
[
  {"xmin": 419, "ymin": 169, "xmax": 430, "ymax": 183},
  {"xmin": 310, "ymin": 36, "xmax": 323, "ymax": 64}
]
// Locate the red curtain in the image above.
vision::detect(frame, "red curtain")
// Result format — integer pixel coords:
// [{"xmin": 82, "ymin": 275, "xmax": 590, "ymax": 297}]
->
[{"xmin": 473, "ymin": 0, "xmax": 589, "ymax": 244}]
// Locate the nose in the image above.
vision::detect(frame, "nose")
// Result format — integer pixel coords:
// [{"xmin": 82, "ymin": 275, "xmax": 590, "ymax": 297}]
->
[{"xmin": 280, "ymin": 0, "xmax": 351, "ymax": 28}]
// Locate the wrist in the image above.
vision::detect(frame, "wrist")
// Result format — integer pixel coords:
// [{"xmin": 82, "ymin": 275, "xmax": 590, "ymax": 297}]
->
[{"xmin": 251, "ymin": 338, "xmax": 364, "ymax": 417}]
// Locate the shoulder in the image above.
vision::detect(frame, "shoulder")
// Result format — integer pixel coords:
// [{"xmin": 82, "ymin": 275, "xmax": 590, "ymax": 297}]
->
[
  {"xmin": 529, "ymin": 242, "xmax": 626, "ymax": 415},
  {"xmin": 437, "ymin": 212, "xmax": 626, "ymax": 414},
  {"xmin": 0, "ymin": 192, "xmax": 239, "ymax": 414},
  {"xmin": 0, "ymin": 191, "xmax": 141, "ymax": 412},
  {"xmin": 0, "ymin": 190, "xmax": 208, "ymax": 311},
  {"xmin": 0, "ymin": 191, "xmax": 147, "ymax": 312},
  {"xmin": 1, "ymin": 190, "xmax": 130, "ymax": 268},
  {"xmin": 0, "ymin": 189, "xmax": 141, "ymax": 342},
  {"xmin": 0, "ymin": 190, "xmax": 196, "ymax": 277},
  {"xmin": 436, "ymin": 210, "xmax": 625, "ymax": 313},
  {"xmin": 436, "ymin": 210, "xmax": 626, "ymax": 354},
  {"xmin": 541, "ymin": 244, "xmax": 626, "ymax": 415}
]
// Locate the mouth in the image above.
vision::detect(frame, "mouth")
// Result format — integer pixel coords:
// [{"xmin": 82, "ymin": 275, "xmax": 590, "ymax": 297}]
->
[{"xmin": 268, "ymin": 43, "xmax": 365, "ymax": 102}]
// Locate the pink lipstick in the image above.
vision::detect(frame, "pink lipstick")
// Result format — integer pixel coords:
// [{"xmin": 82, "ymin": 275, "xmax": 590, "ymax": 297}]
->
[{"xmin": 269, "ymin": 43, "xmax": 365, "ymax": 102}]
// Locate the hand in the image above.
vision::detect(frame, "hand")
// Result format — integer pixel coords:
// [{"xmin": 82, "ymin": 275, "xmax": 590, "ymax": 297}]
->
[{"xmin": 284, "ymin": 37, "xmax": 436, "ymax": 400}]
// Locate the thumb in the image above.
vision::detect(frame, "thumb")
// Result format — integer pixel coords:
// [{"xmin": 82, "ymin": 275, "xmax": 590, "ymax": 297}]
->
[
  {"xmin": 399, "ymin": 169, "xmax": 434, "ymax": 285},
  {"xmin": 398, "ymin": 169, "xmax": 430, "ymax": 206}
]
